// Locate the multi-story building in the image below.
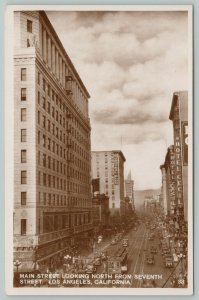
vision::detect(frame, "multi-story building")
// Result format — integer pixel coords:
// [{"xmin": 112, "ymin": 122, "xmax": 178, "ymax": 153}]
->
[
  {"xmin": 144, "ymin": 195, "xmax": 162, "ymax": 215},
  {"xmin": 92, "ymin": 194, "xmax": 110, "ymax": 231},
  {"xmin": 169, "ymin": 91, "xmax": 188, "ymax": 222},
  {"xmin": 124, "ymin": 171, "xmax": 135, "ymax": 211},
  {"xmin": 160, "ymin": 91, "xmax": 188, "ymax": 223},
  {"xmin": 91, "ymin": 150, "xmax": 126, "ymax": 219},
  {"xmin": 160, "ymin": 145, "xmax": 176, "ymax": 216},
  {"xmin": 160, "ymin": 164, "xmax": 168, "ymax": 216},
  {"xmin": 13, "ymin": 11, "xmax": 93, "ymax": 272}
]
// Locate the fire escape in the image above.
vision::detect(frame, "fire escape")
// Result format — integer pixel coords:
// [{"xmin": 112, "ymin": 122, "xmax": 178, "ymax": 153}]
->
[{"xmin": 65, "ymin": 75, "xmax": 74, "ymax": 209}]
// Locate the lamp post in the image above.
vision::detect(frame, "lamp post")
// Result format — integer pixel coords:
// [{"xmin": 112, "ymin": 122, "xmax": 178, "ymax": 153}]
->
[
  {"xmin": 63, "ymin": 254, "xmax": 72, "ymax": 272},
  {"xmin": 14, "ymin": 260, "xmax": 21, "ymax": 272},
  {"xmin": 97, "ymin": 235, "xmax": 103, "ymax": 256}
]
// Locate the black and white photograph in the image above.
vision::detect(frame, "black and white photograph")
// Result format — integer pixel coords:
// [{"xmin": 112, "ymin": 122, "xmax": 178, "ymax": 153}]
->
[{"xmin": 5, "ymin": 5, "xmax": 193, "ymax": 295}]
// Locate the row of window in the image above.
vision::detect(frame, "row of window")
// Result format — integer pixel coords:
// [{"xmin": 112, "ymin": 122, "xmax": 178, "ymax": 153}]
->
[
  {"xmin": 37, "ymin": 113, "xmax": 89, "ymax": 160},
  {"xmin": 20, "ymin": 67, "xmax": 89, "ymax": 148},
  {"xmin": 20, "ymin": 161, "xmax": 89, "ymax": 195},
  {"xmin": 37, "ymin": 79, "xmax": 89, "ymax": 140},
  {"xmin": 20, "ymin": 190, "xmax": 90, "ymax": 208},
  {"xmin": 37, "ymin": 171, "xmax": 90, "ymax": 195},
  {"xmin": 20, "ymin": 211, "xmax": 91, "ymax": 235},
  {"xmin": 38, "ymin": 100, "xmax": 90, "ymax": 153},
  {"xmin": 21, "ymin": 128, "xmax": 89, "ymax": 176},
  {"xmin": 43, "ymin": 212, "xmax": 91, "ymax": 234},
  {"xmin": 38, "ymin": 151, "xmax": 89, "ymax": 183},
  {"xmin": 39, "ymin": 192, "xmax": 89, "ymax": 208},
  {"xmin": 39, "ymin": 25, "xmax": 88, "ymax": 113},
  {"xmin": 38, "ymin": 131, "xmax": 89, "ymax": 173}
]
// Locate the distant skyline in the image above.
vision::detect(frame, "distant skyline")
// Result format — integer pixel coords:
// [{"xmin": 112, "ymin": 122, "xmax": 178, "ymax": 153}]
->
[{"xmin": 47, "ymin": 10, "xmax": 188, "ymax": 190}]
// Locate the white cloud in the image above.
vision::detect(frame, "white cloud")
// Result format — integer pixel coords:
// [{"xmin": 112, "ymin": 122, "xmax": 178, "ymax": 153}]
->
[{"xmin": 47, "ymin": 10, "xmax": 188, "ymax": 190}]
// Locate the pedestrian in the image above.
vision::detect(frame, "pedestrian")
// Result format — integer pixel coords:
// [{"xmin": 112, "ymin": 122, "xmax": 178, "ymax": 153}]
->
[{"xmin": 171, "ymin": 275, "xmax": 177, "ymax": 287}]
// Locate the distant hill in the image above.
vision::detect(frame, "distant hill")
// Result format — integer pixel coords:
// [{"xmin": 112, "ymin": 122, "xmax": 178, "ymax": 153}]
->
[{"xmin": 134, "ymin": 189, "xmax": 161, "ymax": 211}]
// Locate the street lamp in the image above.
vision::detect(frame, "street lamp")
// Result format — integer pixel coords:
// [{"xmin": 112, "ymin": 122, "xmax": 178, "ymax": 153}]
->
[
  {"xmin": 63, "ymin": 254, "xmax": 72, "ymax": 271},
  {"xmin": 97, "ymin": 235, "xmax": 103, "ymax": 256},
  {"xmin": 14, "ymin": 260, "xmax": 21, "ymax": 272}
]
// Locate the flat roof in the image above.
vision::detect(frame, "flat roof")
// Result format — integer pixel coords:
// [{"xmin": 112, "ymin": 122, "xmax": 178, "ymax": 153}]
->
[{"xmin": 92, "ymin": 150, "xmax": 126, "ymax": 162}]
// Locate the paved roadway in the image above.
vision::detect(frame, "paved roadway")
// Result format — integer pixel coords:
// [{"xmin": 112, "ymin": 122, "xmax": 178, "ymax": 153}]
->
[
  {"xmin": 126, "ymin": 223, "xmax": 173, "ymax": 287},
  {"xmin": 64, "ymin": 222, "xmax": 187, "ymax": 288},
  {"xmin": 100, "ymin": 223, "xmax": 178, "ymax": 288}
]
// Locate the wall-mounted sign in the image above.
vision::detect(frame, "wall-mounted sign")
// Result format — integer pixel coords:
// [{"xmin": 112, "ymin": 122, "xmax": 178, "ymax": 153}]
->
[{"xmin": 182, "ymin": 121, "xmax": 188, "ymax": 165}]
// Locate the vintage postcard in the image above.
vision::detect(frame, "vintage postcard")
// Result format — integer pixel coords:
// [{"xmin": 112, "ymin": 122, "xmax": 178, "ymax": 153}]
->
[{"xmin": 5, "ymin": 5, "xmax": 193, "ymax": 295}]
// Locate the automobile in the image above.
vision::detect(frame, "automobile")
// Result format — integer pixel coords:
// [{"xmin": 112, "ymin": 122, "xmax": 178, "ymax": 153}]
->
[
  {"xmin": 111, "ymin": 239, "xmax": 117, "ymax": 245},
  {"xmin": 150, "ymin": 246, "xmax": 158, "ymax": 254},
  {"xmin": 146, "ymin": 254, "xmax": 155, "ymax": 265},
  {"xmin": 162, "ymin": 246, "xmax": 170, "ymax": 255},
  {"xmin": 164, "ymin": 254, "xmax": 173, "ymax": 268},
  {"xmin": 94, "ymin": 257, "xmax": 101, "ymax": 266},
  {"xmin": 117, "ymin": 233, "xmax": 122, "ymax": 240},
  {"xmin": 176, "ymin": 246, "xmax": 184, "ymax": 255},
  {"xmin": 94, "ymin": 249, "xmax": 101, "ymax": 258},
  {"xmin": 85, "ymin": 264, "xmax": 96, "ymax": 274},
  {"xmin": 148, "ymin": 235, "xmax": 154, "ymax": 241},
  {"xmin": 122, "ymin": 239, "xmax": 129, "ymax": 247},
  {"xmin": 101, "ymin": 252, "xmax": 107, "ymax": 261}
]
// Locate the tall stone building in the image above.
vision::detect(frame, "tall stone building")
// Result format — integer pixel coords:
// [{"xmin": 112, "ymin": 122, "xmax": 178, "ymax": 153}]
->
[
  {"xmin": 124, "ymin": 171, "xmax": 135, "ymax": 211},
  {"xmin": 91, "ymin": 150, "xmax": 125, "ymax": 219},
  {"xmin": 169, "ymin": 91, "xmax": 188, "ymax": 222},
  {"xmin": 160, "ymin": 164, "xmax": 168, "ymax": 216},
  {"xmin": 13, "ymin": 11, "xmax": 93, "ymax": 271},
  {"xmin": 160, "ymin": 145, "xmax": 176, "ymax": 216},
  {"xmin": 160, "ymin": 91, "xmax": 188, "ymax": 223}
]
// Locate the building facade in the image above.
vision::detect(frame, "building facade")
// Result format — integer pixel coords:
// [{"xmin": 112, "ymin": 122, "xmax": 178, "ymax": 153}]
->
[
  {"xmin": 169, "ymin": 91, "xmax": 188, "ymax": 222},
  {"xmin": 13, "ymin": 11, "xmax": 93, "ymax": 272},
  {"xmin": 160, "ymin": 164, "xmax": 168, "ymax": 216},
  {"xmin": 160, "ymin": 91, "xmax": 188, "ymax": 223},
  {"xmin": 124, "ymin": 171, "xmax": 135, "ymax": 211},
  {"xmin": 161, "ymin": 145, "xmax": 176, "ymax": 216},
  {"xmin": 91, "ymin": 150, "xmax": 125, "ymax": 219},
  {"xmin": 92, "ymin": 194, "xmax": 110, "ymax": 232}
]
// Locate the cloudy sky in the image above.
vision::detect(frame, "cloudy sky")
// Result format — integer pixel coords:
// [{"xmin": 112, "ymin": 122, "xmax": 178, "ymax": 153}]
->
[{"xmin": 47, "ymin": 10, "xmax": 188, "ymax": 190}]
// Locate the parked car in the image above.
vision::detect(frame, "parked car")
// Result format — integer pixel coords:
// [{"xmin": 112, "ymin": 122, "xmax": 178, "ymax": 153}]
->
[
  {"xmin": 122, "ymin": 238, "xmax": 129, "ymax": 247},
  {"xmin": 162, "ymin": 246, "xmax": 170, "ymax": 255},
  {"xmin": 164, "ymin": 254, "xmax": 173, "ymax": 268},
  {"xmin": 94, "ymin": 257, "xmax": 101, "ymax": 266},
  {"xmin": 148, "ymin": 235, "xmax": 154, "ymax": 241},
  {"xmin": 101, "ymin": 251, "xmax": 107, "ymax": 261},
  {"xmin": 111, "ymin": 239, "xmax": 117, "ymax": 245},
  {"xmin": 150, "ymin": 246, "xmax": 158, "ymax": 254},
  {"xmin": 146, "ymin": 254, "xmax": 155, "ymax": 265}
]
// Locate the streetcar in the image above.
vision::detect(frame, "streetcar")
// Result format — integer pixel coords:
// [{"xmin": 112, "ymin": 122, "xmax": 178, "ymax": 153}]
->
[{"xmin": 107, "ymin": 247, "xmax": 128, "ymax": 274}]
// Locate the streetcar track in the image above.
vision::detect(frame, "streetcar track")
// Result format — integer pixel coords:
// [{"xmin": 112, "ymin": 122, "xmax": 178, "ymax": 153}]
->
[
  {"xmin": 126, "ymin": 224, "xmax": 148, "ymax": 288},
  {"xmin": 132, "ymin": 228, "xmax": 146, "ymax": 276},
  {"xmin": 137, "ymin": 229, "xmax": 148, "ymax": 287}
]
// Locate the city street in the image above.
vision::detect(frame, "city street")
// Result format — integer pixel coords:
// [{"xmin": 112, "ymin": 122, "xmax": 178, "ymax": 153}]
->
[{"xmin": 88, "ymin": 220, "xmax": 187, "ymax": 288}]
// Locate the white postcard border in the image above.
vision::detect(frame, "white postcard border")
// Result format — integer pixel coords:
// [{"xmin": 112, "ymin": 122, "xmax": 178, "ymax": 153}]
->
[{"xmin": 5, "ymin": 4, "xmax": 193, "ymax": 295}]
